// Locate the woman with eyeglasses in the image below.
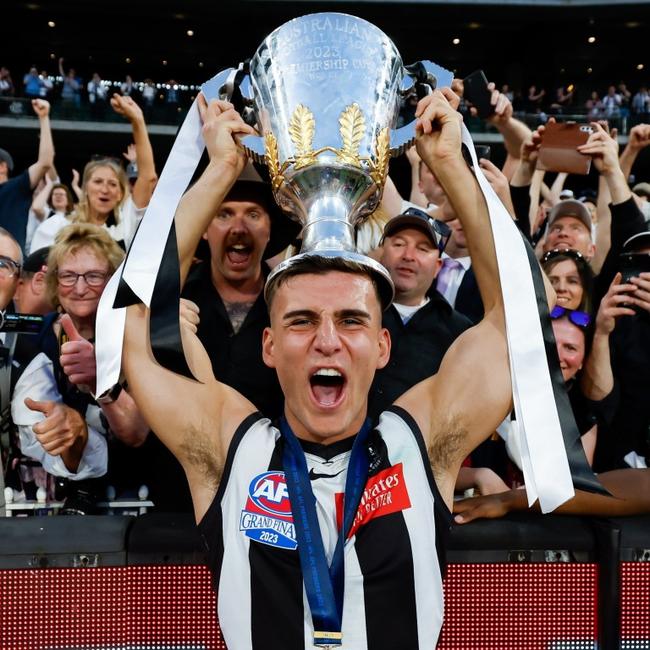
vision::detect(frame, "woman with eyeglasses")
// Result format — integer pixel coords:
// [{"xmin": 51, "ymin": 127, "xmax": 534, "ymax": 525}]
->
[
  {"xmin": 542, "ymin": 248, "xmax": 594, "ymax": 314},
  {"xmin": 11, "ymin": 223, "xmax": 149, "ymax": 513}
]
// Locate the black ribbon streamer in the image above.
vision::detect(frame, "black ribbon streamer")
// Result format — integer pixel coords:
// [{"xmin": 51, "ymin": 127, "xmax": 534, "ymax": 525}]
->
[
  {"xmin": 113, "ymin": 221, "xmax": 195, "ymax": 380},
  {"xmin": 523, "ymin": 233, "xmax": 609, "ymax": 496},
  {"xmin": 148, "ymin": 222, "xmax": 195, "ymax": 378}
]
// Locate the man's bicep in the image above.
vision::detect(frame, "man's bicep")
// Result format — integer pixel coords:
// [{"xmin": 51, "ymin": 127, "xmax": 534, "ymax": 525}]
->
[
  {"xmin": 426, "ymin": 316, "xmax": 512, "ymax": 457},
  {"xmin": 28, "ymin": 162, "xmax": 47, "ymax": 189}
]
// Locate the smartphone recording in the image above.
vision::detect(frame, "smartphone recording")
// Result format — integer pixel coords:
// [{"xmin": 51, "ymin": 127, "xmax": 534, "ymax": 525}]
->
[{"xmin": 536, "ymin": 122, "xmax": 594, "ymax": 175}]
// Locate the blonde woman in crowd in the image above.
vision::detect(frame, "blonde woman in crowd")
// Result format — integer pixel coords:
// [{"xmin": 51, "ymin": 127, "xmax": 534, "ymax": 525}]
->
[{"xmin": 30, "ymin": 94, "xmax": 157, "ymax": 252}]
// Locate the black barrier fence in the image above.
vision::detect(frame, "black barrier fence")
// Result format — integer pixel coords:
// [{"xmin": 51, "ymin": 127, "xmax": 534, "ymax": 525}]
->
[{"xmin": 0, "ymin": 513, "xmax": 649, "ymax": 649}]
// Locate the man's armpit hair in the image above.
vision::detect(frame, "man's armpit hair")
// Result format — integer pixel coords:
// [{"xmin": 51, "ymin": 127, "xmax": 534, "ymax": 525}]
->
[
  {"xmin": 427, "ymin": 416, "xmax": 467, "ymax": 476},
  {"xmin": 179, "ymin": 424, "xmax": 223, "ymax": 490}
]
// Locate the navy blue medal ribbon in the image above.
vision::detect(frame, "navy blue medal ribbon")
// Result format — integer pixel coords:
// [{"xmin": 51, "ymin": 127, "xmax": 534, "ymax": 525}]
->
[{"xmin": 279, "ymin": 417, "xmax": 372, "ymax": 647}]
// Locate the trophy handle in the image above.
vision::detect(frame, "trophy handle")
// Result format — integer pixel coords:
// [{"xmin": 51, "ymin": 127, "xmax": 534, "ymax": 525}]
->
[
  {"xmin": 200, "ymin": 67, "xmax": 236, "ymax": 102},
  {"xmin": 390, "ymin": 60, "xmax": 455, "ymax": 156},
  {"xmin": 200, "ymin": 62, "xmax": 266, "ymax": 164}
]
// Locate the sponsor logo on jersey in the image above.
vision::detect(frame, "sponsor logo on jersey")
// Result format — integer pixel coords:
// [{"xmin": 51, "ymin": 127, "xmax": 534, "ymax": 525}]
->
[
  {"xmin": 240, "ymin": 471, "xmax": 297, "ymax": 550},
  {"xmin": 335, "ymin": 462, "xmax": 411, "ymax": 538}
]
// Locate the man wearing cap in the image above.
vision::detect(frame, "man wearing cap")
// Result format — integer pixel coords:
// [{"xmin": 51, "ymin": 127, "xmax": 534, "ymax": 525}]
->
[
  {"xmin": 543, "ymin": 199, "xmax": 596, "ymax": 261},
  {"xmin": 181, "ymin": 167, "xmax": 298, "ymax": 419},
  {"xmin": 0, "ymin": 99, "xmax": 54, "ymax": 252},
  {"xmin": 368, "ymin": 209, "xmax": 471, "ymax": 419}
]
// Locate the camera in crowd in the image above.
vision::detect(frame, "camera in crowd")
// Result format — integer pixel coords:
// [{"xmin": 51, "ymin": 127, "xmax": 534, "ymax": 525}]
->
[{"xmin": 0, "ymin": 312, "xmax": 44, "ymax": 334}]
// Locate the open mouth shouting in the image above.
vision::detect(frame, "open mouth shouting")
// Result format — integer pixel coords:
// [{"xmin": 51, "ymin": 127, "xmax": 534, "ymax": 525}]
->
[
  {"xmin": 226, "ymin": 242, "xmax": 254, "ymax": 267},
  {"xmin": 309, "ymin": 368, "xmax": 347, "ymax": 409}
]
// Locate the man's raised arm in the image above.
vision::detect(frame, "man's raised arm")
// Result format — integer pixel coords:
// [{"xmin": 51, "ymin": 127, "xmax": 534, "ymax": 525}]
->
[
  {"xmin": 396, "ymin": 90, "xmax": 512, "ymax": 504},
  {"xmin": 175, "ymin": 96, "xmax": 256, "ymax": 283},
  {"xmin": 121, "ymin": 96, "xmax": 258, "ymax": 521},
  {"xmin": 28, "ymin": 100, "xmax": 54, "ymax": 188},
  {"xmin": 416, "ymin": 89, "xmax": 502, "ymax": 312}
]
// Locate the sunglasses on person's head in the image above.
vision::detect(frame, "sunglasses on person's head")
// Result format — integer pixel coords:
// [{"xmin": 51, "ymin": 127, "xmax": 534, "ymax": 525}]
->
[
  {"xmin": 541, "ymin": 248, "xmax": 587, "ymax": 266},
  {"xmin": 550, "ymin": 305, "xmax": 591, "ymax": 328},
  {"xmin": 400, "ymin": 207, "xmax": 451, "ymax": 253}
]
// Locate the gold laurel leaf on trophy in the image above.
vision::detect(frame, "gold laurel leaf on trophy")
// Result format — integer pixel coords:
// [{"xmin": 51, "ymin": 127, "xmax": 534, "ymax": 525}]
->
[
  {"xmin": 337, "ymin": 103, "xmax": 366, "ymax": 167},
  {"xmin": 264, "ymin": 132, "xmax": 284, "ymax": 191},
  {"xmin": 289, "ymin": 104, "xmax": 316, "ymax": 169},
  {"xmin": 371, "ymin": 127, "xmax": 390, "ymax": 186}
]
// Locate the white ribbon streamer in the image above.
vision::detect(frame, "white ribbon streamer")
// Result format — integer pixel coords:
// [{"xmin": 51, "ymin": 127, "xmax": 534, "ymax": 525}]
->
[
  {"xmin": 461, "ymin": 123, "xmax": 573, "ymax": 512},
  {"xmin": 96, "ymin": 100, "xmax": 206, "ymax": 395}
]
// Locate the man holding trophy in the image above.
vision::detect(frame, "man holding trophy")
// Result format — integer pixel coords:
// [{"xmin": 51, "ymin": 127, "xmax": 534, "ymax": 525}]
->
[
  {"xmin": 95, "ymin": 12, "xmax": 642, "ymax": 650},
  {"xmin": 120, "ymin": 85, "xmax": 511, "ymax": 648}
]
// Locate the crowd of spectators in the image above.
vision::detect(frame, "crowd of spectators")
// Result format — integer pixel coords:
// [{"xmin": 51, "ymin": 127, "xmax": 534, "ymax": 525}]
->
[
  {"xmin": 3, "ymin": 61, "xmax": 650, "ymax": 130},
  {"xmin": 0, "ymin": 69, "xmax": 648, "ymax": 523},
  {"xmin": 0, "ymin": 61, "xmax": 193, "ymax": 124}
]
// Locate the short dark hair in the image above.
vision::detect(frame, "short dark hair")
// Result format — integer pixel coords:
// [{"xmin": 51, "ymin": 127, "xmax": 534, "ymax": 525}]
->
[{"xmin": 265, "ymin": 255, "xmax": 383, "ymax": 311}]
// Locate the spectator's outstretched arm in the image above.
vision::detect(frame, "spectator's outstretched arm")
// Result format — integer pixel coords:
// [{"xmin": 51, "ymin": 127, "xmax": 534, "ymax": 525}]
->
[
  {"xmin": 454, "ymin": 468, "xmax": 650, "ymax": 523},
  {"xmin": 31, "ymin": 175, "xmax": 54, "ymax": 220},
  {"xmin": 381, "ymin": 174, "xmax": 407, "ymax": 218},
  {"xmin": 580, "ymin": 123, "xmax": 646, "ymax": 284},
  {"xmin": 28, "ymin": 100, "xmax": 54, "ymax": 189},
  {"xmin": 548, "ymin": 172, "xmax": 568, "ymax": 206},
  {"xmin": 578, "ymin": 122, "xmax": 630, "ymax": 205},
  {"xmin": 397, "ymin": 90, "xmax": 512, "ymax": 506},
  {"xmin": 581, "ymin": 273, "xmax": 635, "ymax": 401},
  {"xmin": 71, "ymin": 168, "xmax": 82, "ymax": 201},
  {"xmin": 485, "ymin": 82, "xmax": 533, "ymax": 181},
  {"xmin": 479, "ymin": 157, "xmax": 515, "ymax": 218},
  {"xmin": 110, "ymin": 94, "xmax": 157, "ymax": 208},
  {"xmin": 510, "ymin": 124, "xmax": 545, "ymax": 234},
  {"xmin": 405, "ymin": 146, "xmax": 429, "ymax": 207},
  {"xmin": 97, "ymin": 389, "xmax": 149, "ymax": 447},
  {"xmin": 579, "ymin": 123, "xmax": 628, "ymax": 274},
  {"xmin": 619, "ymin": 123, "xmax": 650, "ymax": 180},
  {"xmin": 456, "ymin": 466, "xmax": 510, "ymax": 496},
  {"xmin": 592, "ymin": 174, "xmax": 612, "ymax": 275}
]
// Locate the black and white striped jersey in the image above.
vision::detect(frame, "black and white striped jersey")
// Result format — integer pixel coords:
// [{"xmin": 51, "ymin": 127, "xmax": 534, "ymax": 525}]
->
[{"xmin": 198, "ymin": 405, "xmax": 452, "ymax": 650}]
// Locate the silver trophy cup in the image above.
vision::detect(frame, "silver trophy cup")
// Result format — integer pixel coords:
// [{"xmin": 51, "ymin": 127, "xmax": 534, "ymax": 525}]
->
[{"xmin": 202, "ymin": 13, "xmax": 453, "ymax": 305}]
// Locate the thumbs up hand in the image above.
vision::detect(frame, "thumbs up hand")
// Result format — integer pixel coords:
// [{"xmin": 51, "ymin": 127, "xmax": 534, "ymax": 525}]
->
[
  {"xmin": 25, "ymin": 397, "xmax": 88, "ymax": 458},
  {"xmin": 59, "ymin": 314, "xmax": 97, "ymax": 392}
]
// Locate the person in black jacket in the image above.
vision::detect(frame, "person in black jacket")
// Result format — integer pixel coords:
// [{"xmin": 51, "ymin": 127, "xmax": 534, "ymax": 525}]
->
[
  {"xmin": 581, "ymin": 231, "xmax": 650, "ymax": 472},
  {"xmin": 369, "ymin": 209, "xmax": 472, "ymax": 419},
  {"xmin": 182, "ymin": 167, "xmax": 299, "ymax": 420}
]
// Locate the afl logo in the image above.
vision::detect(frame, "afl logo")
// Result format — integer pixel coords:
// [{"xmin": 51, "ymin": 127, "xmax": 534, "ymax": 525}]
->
[
  {"xmin": 248, "ymin": 471, "xmax": 292, "ymax": 517},
  {"xmin": 240, "ymin": 471, "xmax": 297, "ymax": 550}
]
